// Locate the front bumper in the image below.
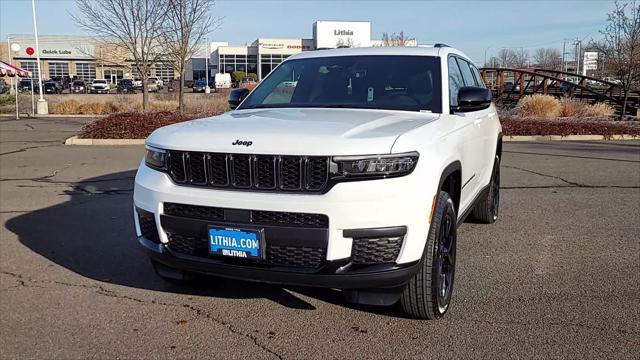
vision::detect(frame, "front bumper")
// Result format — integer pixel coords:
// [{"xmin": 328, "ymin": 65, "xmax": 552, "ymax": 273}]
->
[
  {"xmin": 139, "ymin": 235, "xmax": 420, "ymax": 289},
  {"xmin": 134, "ymin": 155, "xmax": 440, "ymax": 288}
]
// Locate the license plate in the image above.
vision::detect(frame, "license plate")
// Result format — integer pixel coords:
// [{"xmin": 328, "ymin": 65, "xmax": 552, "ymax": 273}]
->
[{"xmin": 208, "ymin": 227, "xmax": 262, "ymax": 259}]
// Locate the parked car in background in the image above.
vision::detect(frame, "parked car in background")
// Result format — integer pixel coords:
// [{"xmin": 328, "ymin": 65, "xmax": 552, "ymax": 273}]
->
[
  {"xmin": 149, "ymin": 77, "xmax": 163, "ymax": 89},
  {"xmin": 133, "ymin": 78, "xmax": 143, "ymax": 90},
  {"xmin": 89, "ymin": 79, "xmax": 110, "ymax": 94},
  {"xmin": 44, "ymin": 80, "xmax": 63, "ymax": 94},
  {"xmin": 214, "ymin": 73, "xmax": 232, "ymax": 89},
  {"xmin": 192, "ymin": 80, "xmax": 207, "ymax": 93},
  {"xmin": 117, "ymin": 79, "xmax": 136, "ymax": 93},
  {"xmin": 185, "ymin": 80, "xmax": 195, "ymax": 88},
  {"xmin": 239, "ymin": 77, "xmax": 258, "ymax": 91},
  {"xmin": 147, "ymin": 79, "xmax": 160, "ymax": 93},
  {"xmin": 18, "ymin": 79, "xmax": 40, "ymax": 94},
  {"xmin": 70, "ymin": 80, "xmax": 87, "ymax": 93}
]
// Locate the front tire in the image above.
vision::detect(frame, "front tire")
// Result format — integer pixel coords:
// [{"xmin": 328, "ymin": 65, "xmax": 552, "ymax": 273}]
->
[
  {"xmin": 401, "ymin": 191, "xmax": 457, "ymax": 319},
  {"xmin": 471, "ymin": 155, "xmax": 500, "ymax": 224}
]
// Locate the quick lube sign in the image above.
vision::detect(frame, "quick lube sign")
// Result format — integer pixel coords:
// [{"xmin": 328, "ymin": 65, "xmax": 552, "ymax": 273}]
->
[{"xmin": 314, "ymin": 21, "xmax": 371, "ymax": 49}]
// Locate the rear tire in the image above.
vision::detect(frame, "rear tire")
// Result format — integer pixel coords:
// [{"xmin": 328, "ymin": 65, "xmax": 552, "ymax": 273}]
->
[
  {"xmin": 471, "ymin": 155, "xmax": 500, "ymax": 224},
  {"xmin": 401, "ymin": 191, "xmax": 457, "ymax": 319}
]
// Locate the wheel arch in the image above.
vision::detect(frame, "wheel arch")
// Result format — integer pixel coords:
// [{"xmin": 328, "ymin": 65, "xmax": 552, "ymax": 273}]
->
[{"xmin": 437, "ymin": 161, "xmax": 462, "ymax": 214}]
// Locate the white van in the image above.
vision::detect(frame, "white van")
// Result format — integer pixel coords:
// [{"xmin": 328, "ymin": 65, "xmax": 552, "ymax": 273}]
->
[{"xmin": 214, "ymin": 73, "xmax": 232, "ymax": 89}]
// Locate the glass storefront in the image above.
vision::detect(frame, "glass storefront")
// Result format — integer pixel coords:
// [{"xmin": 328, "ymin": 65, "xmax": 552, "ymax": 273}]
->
[
  {"xmin": 260, "ymin": 54, "xmax": 289, "ymax": 79},
  {"xmin": 220, "ymin": 54, "xmax": 258, "ymax": 76},
  {"xmin": 104, "ymin": 69, "xmax": 124, "ymax": 84}
]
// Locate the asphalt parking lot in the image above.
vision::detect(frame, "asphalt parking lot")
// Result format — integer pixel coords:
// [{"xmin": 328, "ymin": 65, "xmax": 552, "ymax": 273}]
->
[{"xmin": 0, "ymin": 117, "xmax": 638, "ymax": 359}]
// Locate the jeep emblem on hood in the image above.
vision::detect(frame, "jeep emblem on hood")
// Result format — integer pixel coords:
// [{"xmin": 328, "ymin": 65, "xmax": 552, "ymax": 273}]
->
[{"xmin": 232, "ymin": 139, "xmax": 253, "ymax": 147}]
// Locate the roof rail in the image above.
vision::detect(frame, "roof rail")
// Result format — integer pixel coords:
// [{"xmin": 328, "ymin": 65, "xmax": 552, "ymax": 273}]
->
[{"xmin": 433, "ymin": 43, "xmax": 450, "ymax": 48}]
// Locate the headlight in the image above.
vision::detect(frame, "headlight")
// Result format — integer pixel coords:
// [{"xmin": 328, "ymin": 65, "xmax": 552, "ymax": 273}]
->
[
  {"xmin": 332, "ymin": 151, "xmax": 419, "ymax": 178},
  {"xmin": 145, "ymin": 146, "xmax": 166, "ymax": 169}
]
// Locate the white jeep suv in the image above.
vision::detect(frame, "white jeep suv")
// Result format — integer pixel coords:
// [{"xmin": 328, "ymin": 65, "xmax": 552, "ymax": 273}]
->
[{"xmin": 134, "ymin": 46, "xmax": 502, "ymax": 319}]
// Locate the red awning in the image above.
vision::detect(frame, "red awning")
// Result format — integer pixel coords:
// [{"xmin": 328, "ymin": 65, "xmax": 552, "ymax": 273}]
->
[{"xmin": 0, "ymin": 60, "xmax": 30, "ymax": 77}]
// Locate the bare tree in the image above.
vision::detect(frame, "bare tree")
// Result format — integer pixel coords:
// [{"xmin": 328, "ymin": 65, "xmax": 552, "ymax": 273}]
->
[
  {"xmin": 336, "ymin": 37, "xmax": 355, "ymax": 48},
  {"xmin": 73, "ymin": 0, "xmax": 167, "ymax": 111},
  {"xmin": 381, "ymin": 31, "xmax": 415, "ymax": 47},
  {"xmin": 592, "ymin": 0, "xmax": 640, "ymax": 117},
  {"xmin": 497, "ymin": 48, "xmax": 529, "ymax": 68},
  {"xmin": 161, "ymin": 0, "xmax": 220, "ymax": 112},
  {"xmin": 533, "ymin": 48, "xmax": 563, "ymax": 70}
]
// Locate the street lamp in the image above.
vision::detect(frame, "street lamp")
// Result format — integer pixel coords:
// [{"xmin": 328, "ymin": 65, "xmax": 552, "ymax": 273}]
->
[
  {"xmin": 31, "ymin": 0, "xmax": 48, "ymax": 114},
  {"xmin": 10, "ymin": 43, "xmax": 20, "ymax": 119}
]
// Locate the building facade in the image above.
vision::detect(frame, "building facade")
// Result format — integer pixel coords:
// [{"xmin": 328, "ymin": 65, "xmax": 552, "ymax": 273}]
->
[{"xmin": 1, "ymin": 21, "xmax": 414, "ymax": 84}]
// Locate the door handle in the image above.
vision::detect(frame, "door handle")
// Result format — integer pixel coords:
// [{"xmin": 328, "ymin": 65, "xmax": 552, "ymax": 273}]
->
[{"xmin": 473, "ymin": 118, "xmax": 482, "ymax": 125}]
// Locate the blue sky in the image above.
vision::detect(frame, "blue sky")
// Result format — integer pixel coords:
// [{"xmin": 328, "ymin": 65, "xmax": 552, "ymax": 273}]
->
[{"xmin": 0, "ymin": 0, "xmax": 620, "ymax": 63}]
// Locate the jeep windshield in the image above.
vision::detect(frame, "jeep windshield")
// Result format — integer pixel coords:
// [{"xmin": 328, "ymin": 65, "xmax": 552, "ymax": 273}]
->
[{"xmin": 239, "ymin": 55, "xmax": 442, "ymax": 113}]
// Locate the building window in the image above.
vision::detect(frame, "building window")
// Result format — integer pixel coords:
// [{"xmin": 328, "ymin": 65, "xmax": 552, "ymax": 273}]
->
[
  {"xmin": 155, "ymin": 62, "xmax": 174, "ymax": 82},
  {"xmin": 48, "ymin": 62, "xmax": 69, "ymax": 79},
  {"xmin": 259, "ymin": 54, "xmax": 287, "ymax": 78},
  {"xmin": 104, "ymin": 69, "xmax": 124, "ymax": 84},
  {"xmin": 76, "ymin": 63, "xmax": 96, "ymax": 81},
  {"xmin": 219, "ymin": 54, "xmax": 258, "ymax": 76},
  {"xmin": 20, "ymin": 61, "xmax": 39, "ymax": 79}
]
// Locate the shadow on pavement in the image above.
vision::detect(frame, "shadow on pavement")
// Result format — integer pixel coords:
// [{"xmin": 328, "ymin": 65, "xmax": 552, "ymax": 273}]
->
[{"xmin": 5, "ymin": 170, "xmax": 403, "ymax": 316}]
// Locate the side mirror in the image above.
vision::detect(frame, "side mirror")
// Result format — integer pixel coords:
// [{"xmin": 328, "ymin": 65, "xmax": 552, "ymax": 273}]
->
[
  {"xmin": 228, "ymin": 88, "xmax": 250, "ymax": 110},
  {"xmin": 452, "ymin": 86, "xmax": 492, "ymax": 113}
]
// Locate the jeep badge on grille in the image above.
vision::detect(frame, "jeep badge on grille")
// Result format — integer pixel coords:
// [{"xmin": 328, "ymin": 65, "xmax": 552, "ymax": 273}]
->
[{"xmin": 232, "ymin": 140, "xmax": 253, "ymax": 146}]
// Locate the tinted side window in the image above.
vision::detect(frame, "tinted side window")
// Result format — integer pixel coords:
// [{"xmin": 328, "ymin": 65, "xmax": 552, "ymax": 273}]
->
[
  {"xmin": 457, "ymin": 58, "xmax": 477, "ymax": 86},
  {"xmin": 470, "ymin": 65, "xmax": 485, "ymax": 88},
  {"xmin": 448, "ymin": 56, "xmax": 464, "ymax": 106}
]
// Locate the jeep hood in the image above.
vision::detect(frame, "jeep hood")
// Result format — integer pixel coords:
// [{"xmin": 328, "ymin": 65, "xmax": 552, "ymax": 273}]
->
[{"xmin": 146, "ymin": 108, "xmax": 439, "ymax": 155}]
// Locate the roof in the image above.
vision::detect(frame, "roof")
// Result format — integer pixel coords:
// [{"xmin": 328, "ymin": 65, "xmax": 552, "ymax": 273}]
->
[{"xmin": 288, "ymin": 46, "xmax": 470, "ymax": 61}]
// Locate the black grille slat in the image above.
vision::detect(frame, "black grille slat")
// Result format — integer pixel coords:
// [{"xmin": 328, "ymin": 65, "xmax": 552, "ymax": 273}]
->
[
  {"xmin": 280, "ymin": 156, "xmax": 302, "ymax": 190},
  {"xmin": 137, "ymin": 209, "xmax": 160, "ymax": 243},
  {"xmin": 231, "ymin": 155, "xmax": 252, "ymax": 188},
  {"xmin": 254, "ymin": 156, "xmax": 276, "ymax": 189},
  {"xmin": 266, "ymin": 245, "xmax": 325, "ymax": 268},
  {"xmin": 252, "ymin": 210, "xmax": 328, "ymax": 228},
  {"xmin": 167, "ymin": 235, "xmax": 326, "ymax": 269},
  {"xmin": 164, "ymin": 203, "xmax": 224, "ymax": 221},
  {"xmin": 209, "ymin": 154, "xmax": 229, "ymax": 186},
  {"xmin": 168, "ymin": 152, "xmax": 186, "ymax": 182},
  {"xmin": 305, "ymin": 157, "xmax": 329, "ymax": 191},
  {"xmin": 187, "ymin": 153, "xmax": 207, "ymax": 185},
  {"xmin": 351, "ymin": 236, "xmax": 404, "ymax": 264},
  {"xmin": 164, "ymin": 202, "xmax": 328, "ymax": 228},
  {"xmin": 166, "ymin": 151, "xmax": 330, "ymax": 193}
]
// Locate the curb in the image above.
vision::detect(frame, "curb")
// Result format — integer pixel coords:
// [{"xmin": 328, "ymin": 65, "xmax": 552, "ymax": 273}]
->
[
  {"xmin": 0, "ymin": 114, "xmax": 105, "ymax": 119},
  {"xmin": 64, "ymin": 136, "xmax": 145, "ymax": 145},
  {"xmin": 504, "ymin": 134, "xmax": 637, "ymax": 142}
]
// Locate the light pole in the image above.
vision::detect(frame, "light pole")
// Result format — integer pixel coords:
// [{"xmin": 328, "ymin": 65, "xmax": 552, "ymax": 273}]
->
[
  {"xmin": 10, "ymin": 43, "xmax": 21, "ymax": 119},
  {"xmin": 204, "ymin": 40, "xmax": 210, "ymax": 94},
  {"xmin": 31, "ymin": 0, "xmax": 48, "ymax": 114}
]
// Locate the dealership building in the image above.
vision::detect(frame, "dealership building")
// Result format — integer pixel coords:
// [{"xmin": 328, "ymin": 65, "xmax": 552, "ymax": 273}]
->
[{"xmin": 1, "ymin": 21, "xmax": 415, "ymax": 84}]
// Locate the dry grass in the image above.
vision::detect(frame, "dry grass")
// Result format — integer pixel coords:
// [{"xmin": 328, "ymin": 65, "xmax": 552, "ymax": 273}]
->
[
  {"xmin": 46, "ymin": 92, "xmax": 229, "ymax": 116},
  {"xmin": 558, "ymin": 98, "xmax": 616, "ymax": 118},
  {"xmin": 582, "ymin": 103, "xmax": 615, "ymax": 117},
  {"xmin": 516, "ymin": 94, "xmax": 562, "ymax": 119}
]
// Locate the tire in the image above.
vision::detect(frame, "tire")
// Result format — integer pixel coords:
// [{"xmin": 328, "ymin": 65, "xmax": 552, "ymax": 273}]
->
[
  {"xmin": 150, "ymin": 259, "xmax": 196, "ymax": 285},
  {"xmin": 471, "ymin": 155, "xmax": 500, "ymax": 224},
  {"xmin": 401, "ymin": 191, "xmax": 457, "ymax": 319}
]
